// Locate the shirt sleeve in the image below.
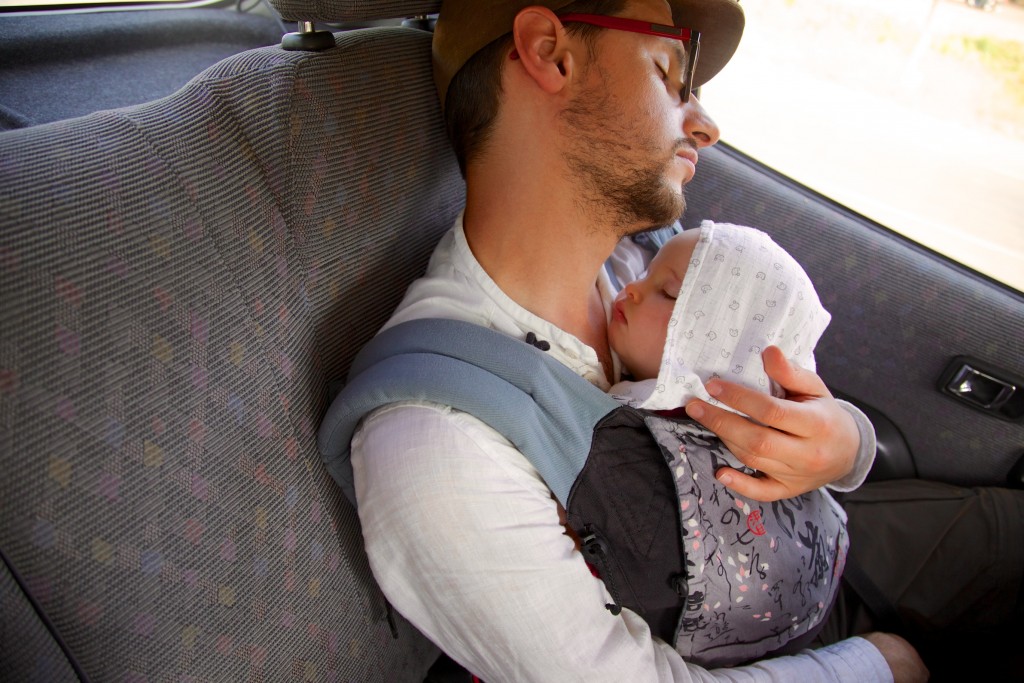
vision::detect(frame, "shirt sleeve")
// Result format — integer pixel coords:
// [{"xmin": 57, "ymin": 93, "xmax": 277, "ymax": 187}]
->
[
  {"xmin": 827, "ymin": 400, "xmax": 878, "ymax": 492},
  {"xmin": 351, "ymin": 403, "xmax": 890, "ymax": 682}
]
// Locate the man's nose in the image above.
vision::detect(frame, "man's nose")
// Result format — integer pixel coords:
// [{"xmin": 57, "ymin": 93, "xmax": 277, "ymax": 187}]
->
[{"xmin": 683, "ymin": 95, "xmax": 720, "ymax": 148}]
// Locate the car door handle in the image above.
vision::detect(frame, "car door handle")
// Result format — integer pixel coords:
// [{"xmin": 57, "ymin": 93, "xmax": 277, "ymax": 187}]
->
[{"xmin": 940, "ymin": 356, "xmax": 1024, "ymax": 422}]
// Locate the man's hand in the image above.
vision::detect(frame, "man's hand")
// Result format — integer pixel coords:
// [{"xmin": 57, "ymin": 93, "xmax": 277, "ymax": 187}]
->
[
  {"xmin": 862, "ymin": 633, "xmax": 930, "ymax": 683},
  {"xmin": 684, "ymin": 346, "xmax": 860, "ymax": 502}
]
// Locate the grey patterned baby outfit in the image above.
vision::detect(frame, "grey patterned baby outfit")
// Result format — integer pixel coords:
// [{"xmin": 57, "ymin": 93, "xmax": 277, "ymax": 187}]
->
[{"xmin": 644, "ymin": 414, "xmax": 848, "ymax": 666}]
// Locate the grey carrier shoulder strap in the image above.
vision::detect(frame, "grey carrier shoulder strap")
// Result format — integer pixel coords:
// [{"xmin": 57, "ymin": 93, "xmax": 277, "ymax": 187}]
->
[
  {"xmin": 317, "ymin": 318, "xmax": 622, "ymax": 507},
  {"xmin": 317, "ymin": 318, "xmax": 690, "ymax": 648}
]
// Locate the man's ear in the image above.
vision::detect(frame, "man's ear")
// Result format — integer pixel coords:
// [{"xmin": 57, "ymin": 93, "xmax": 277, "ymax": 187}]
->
[{"xmin": 511, "ymin": 7, "xmax": 578, "ymax": 95}]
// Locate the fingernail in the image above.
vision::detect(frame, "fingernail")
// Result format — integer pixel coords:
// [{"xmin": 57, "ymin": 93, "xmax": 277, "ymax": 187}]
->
[
  {"xmin": 717, "ymin": 471, "xmax": 732, "ymax": 485},
  {"xmin": 706, "ymin": 380, "xmax": 721, "ymax": 397},
  {"xmin": 686, "ymin": 402, "xmax": 704, "ymax": 419}
]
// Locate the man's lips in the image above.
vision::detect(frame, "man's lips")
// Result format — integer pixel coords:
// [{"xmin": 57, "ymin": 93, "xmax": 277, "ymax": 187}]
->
[
  {"xmin": 676, "ymin": 148, "xmax": 698, "ymax": 167},
  {"xmin": 675, "ymin": 148, "xmax": 698, "ymax": 180}
]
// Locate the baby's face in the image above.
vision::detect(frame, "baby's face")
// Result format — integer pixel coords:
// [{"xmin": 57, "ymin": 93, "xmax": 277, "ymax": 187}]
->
[{"xmin": 609, "ymin": 231, "xmax": 699, "ymax": 380}]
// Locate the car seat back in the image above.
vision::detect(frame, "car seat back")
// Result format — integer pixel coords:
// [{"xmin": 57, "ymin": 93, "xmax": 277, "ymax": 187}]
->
[{"xmin": 0, "ymin": 2, "xmax": 460, "ymax": 680}]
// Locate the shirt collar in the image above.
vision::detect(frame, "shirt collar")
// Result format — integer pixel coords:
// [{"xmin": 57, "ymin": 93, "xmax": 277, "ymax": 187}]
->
[{"xmin": 447, "ymin": 213, "xmax": 618, "ymax": 391}]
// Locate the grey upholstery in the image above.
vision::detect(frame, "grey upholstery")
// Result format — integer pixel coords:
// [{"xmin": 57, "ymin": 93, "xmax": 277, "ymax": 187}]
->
[
  {"xmin": 0, "ymin": 10, "xmax": 285, "ymax": 129},
  {"xmin": 0, "ymin": 23, "xmax": 463, "ymax": 681},
  {"xmin": 0, "ymin": 556, "xmax": 80, "ymax": 683}
]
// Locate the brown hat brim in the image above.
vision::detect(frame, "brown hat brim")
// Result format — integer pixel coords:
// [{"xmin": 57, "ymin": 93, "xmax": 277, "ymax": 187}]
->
[{"xmin": 433, "ymin": 0, "xmax": 745, "ymax": 111}]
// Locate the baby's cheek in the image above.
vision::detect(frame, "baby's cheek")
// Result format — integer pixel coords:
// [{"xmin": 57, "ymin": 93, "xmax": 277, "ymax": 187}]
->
[
  {"xmin": 656, "ymin": 310, "xmax": 674, "ymax": 345},
  {"xmin": 651, "ymin": 331, "xmax": 669, "ymax": 369}
]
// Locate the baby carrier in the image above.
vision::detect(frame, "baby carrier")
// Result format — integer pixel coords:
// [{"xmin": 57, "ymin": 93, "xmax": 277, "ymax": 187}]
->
[{"xmin": 318, "ymin": 318, "xmax": 848, "ymax": 667}]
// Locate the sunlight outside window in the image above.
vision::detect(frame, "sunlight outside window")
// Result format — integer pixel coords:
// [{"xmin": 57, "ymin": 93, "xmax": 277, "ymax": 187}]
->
[{"xmin": 701, "ymin": 0, "xmax": 1024, "ymax": 292}]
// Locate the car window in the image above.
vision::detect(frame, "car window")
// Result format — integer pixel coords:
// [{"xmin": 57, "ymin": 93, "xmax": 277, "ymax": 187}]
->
[{"xmin": 700, "ymin": 0, "xmax": 1024, "ymax": 293}]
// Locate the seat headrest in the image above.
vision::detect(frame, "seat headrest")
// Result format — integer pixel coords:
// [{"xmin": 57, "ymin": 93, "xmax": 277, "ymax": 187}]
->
[{"xmin": 269, "ymin": 0, "xmax": 441, "ymax": 23}]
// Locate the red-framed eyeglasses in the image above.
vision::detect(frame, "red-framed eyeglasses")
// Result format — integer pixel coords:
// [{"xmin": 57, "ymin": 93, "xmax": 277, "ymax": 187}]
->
[{"xmin": 511, "ymin": 13, "xmax": 702, "ymax": 103}]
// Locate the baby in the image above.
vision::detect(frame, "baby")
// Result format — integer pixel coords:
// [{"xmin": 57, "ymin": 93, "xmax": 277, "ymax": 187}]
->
[
  {"xmin": 606, "ymin": 221, "xmax": 848, "ymax": 666},
  {"xmin": 609, "ymin": 221, "xmax": 829, "ymax": 411}
]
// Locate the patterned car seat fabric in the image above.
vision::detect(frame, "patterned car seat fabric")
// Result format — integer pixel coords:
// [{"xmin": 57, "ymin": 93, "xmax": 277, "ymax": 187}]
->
[{"xmin": 0, "ymin": 0, "xmax": 462, "ymax": 679}]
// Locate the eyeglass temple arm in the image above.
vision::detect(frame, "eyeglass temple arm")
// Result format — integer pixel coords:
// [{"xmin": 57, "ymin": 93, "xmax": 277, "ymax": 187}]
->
[{"xmin": 683, "ymin": 30, "xmax": 700, "ymax": 102}]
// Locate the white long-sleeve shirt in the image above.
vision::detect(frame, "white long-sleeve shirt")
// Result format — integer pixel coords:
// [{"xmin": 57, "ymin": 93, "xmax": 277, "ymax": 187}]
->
[{"xmin": 351, "ymin": 215, "xmax": 887, "ymax": 682}]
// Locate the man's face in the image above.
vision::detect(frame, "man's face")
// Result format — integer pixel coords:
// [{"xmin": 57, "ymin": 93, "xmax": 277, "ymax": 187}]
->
[
  {"xmin": 608, "ymin": 230, "xmax": 699, "ymax": 380},
  {"xmin": 558, "ymin": 0, "xmax": 720, "ymax": 236}
]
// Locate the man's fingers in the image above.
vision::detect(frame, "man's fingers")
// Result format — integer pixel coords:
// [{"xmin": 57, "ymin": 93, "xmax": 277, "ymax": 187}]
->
[
  {"xmin": 702, "ymin": 349, "xmax": 834, "ymax": 437},
  {"xmin": 715, "ymin": 467, "xmax": 790, "ymax": 503},
  {"xmin": 687, "ymin": 349, "xmax": 862, "ymax": 501},
  {"xmin": 701, "ymin": 379, "xmax": 805, "ymax": 437},
  {"xmin": 762, "ymin": 345, "xmax": 829, "ymax": 400},
  {"xmin": 685, "ymin": 399, "xmax": 792, "ymax": 471},
  {"xmin": 685, "ymin": 399, "xmax": 760, "ymax": 448}
]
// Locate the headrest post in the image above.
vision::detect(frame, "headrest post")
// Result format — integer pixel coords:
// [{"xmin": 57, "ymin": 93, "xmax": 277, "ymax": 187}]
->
[
  {"xmin": 401, "ymin": 15, "xmax": 437, "ymax": 32},
  {"xmin": 281, "ymin": 20, "xmax": 335, "ymax": 51}
]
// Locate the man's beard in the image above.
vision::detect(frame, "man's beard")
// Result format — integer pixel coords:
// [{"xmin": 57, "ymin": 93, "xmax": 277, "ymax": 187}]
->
[
  {"xmin": 566, "ymin": 149, "xmax": 686, "ymax": 237},
  {"xmin": 560, "ymin": 78, "xmax": 689, "ymax": 237}
]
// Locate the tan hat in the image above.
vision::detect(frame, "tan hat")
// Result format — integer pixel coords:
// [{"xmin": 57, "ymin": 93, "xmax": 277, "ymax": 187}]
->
[{"xmin": 433, "ymin": 0, "xmax": 745, "ymax": 111}]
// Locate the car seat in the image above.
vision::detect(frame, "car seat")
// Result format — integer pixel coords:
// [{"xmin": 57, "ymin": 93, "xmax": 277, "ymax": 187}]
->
[
  {"xmin": 0, "ymin": 9, "xmax": 287, "ymax": 129},
  {"xmin": 0, "ymin": 1, "xmax": 460, "ymax": 680}
]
